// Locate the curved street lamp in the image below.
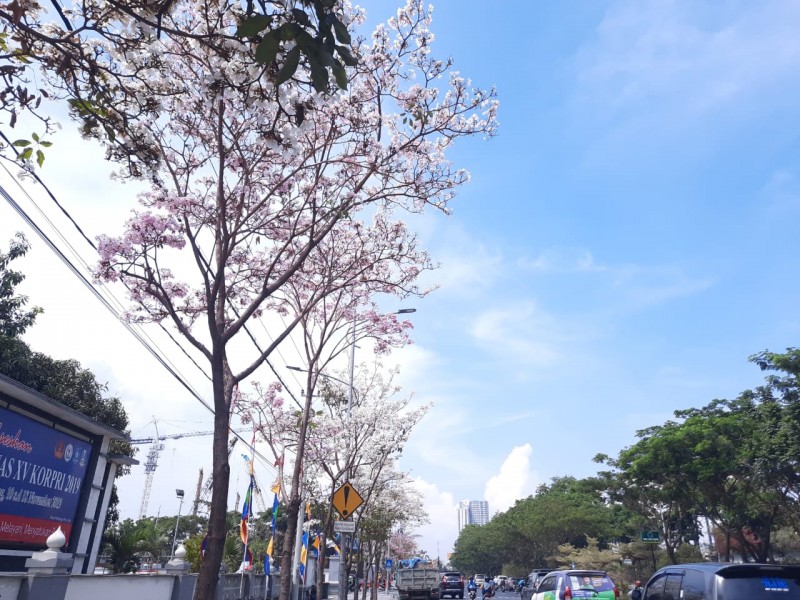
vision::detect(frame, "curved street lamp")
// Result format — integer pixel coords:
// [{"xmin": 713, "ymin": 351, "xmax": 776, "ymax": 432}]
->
[{"xmin": 171, "ymin": 489, "xmax": 185, "ymax": 560}]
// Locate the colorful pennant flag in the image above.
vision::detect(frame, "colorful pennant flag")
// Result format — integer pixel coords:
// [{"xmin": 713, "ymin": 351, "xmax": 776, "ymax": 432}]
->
[
  {"xmin": 312, "ymin": 531, "xmax": 321, "ymax": 558},
  {"xmin": 299, "ymin": 531, "xmax": 309, "ymax": 580},
  {"xmin": 240, "ymin": 477, "xmax": 254, "ymax": 544},
  {"xmin": 266, "ymin": 480, "xmax": 280, "ymax": 560},
  {"xmin": 270, "ymin": 486, "xmax": 280, "ymax": 531},
  {"xmin": 299, "ymin": 502, "xmax": 311, "ymax": 581}
]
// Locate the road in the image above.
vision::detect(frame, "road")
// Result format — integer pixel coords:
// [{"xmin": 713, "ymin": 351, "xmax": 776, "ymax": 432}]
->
[{"xmin": 364, "ymin": 588, "xmax": 522, "ymax": 600}]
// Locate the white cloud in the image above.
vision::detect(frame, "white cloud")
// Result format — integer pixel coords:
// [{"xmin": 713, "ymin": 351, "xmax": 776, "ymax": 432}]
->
[
  {"xmin": 484, "ymin": 444, "xmax": 539, "ymax": 515},
  {"xmin": 391, "ymin": 343, "xmax": 441, "ymax": 390},
  {"xmin": 518, "ymin": 247, "xmax": 714, "ymax": 315},
  {"xmin": 577, "ymin": 0, "xmax": 800, "ymax": 119},
  {"xmin": 435, "ymin": 246, "xmax": 504, "ymax": 297},
  {"xmin": 568, "ymin": 0, "xmax": 800, "ymax": 166},
  {"xmin": 518, "ymin": 249, "xmax": 608, "ymax": 274},
  {"xmin": 609, "ymin": 266, "xmax": 714, "ymax": 310},
  {"xmin": 409, "ymin": 477, "xmax": 459, "ymax": 560},
  {"xmin": 470, "ymin": 302, "xmax": 562, "ymax": 368},
  {"xmin": 405, "ymin": 446, "xmax": 541, "ymax": 562},
  {"xmin": 760, "ymin": 169, "xmax": 800, "ymax": 218}
]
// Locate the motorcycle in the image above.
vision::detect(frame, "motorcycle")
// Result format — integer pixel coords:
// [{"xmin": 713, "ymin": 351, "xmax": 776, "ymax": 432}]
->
[{"xmin": 469, "ymin": 590, "xmax": 477, "ymax": 600}]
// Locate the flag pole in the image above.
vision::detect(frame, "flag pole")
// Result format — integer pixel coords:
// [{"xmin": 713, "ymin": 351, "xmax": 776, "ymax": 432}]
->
[
  {"xmin": 266, "ymin": 457, "xmax": 282, "ymax": 600},
  {"xmin": 240, "ymin": 430, "xmax": 257, "ymax": 598},
  {"xmin": 240, "ymin": 475, "xmax": 252, "ymax": 597}
]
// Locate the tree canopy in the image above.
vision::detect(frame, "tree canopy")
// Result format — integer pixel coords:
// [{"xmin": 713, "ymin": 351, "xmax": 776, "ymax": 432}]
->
[
  {"xmin": 0, "ymin": 234, "xmax": 133, "ymax": 523},
  {"xmin": 451, "ymin": 349, "xmax": 800, "ymax": 578},
  {"xmin": 596, "ymin": 348, "xmax": 800, "ymax": 563},
  {"xmin": 0, "ymin": 233, "xmax": 42, "ymax": 337}
]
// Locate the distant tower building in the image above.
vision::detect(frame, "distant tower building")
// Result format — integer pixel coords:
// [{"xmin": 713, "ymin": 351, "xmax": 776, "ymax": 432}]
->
[{"xmin": 457, "ymin": 499, "xmax": 489, "ymax": 532}]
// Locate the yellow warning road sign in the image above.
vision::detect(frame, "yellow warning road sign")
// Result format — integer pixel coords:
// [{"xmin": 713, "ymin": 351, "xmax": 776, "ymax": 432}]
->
[{"xmin": 332, "ymin": 482, "xmax": 364, "ymax": 518}]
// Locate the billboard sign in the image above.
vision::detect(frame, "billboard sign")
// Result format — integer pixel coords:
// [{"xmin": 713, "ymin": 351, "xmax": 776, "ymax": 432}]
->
[{"xmin": 0, "ymin": 406, "xmax": 92, "ymax": 546}]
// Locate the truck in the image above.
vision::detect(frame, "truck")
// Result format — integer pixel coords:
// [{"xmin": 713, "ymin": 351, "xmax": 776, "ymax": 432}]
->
[{"xmin": 395, "ymin": 560, "xmax": 441, "ymax": 600}]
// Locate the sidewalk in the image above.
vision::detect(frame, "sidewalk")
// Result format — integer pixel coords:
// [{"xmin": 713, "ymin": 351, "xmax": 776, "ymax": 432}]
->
[{"xmin": 329, "ymin": 589, "xmax": 397, "ymax": 600}]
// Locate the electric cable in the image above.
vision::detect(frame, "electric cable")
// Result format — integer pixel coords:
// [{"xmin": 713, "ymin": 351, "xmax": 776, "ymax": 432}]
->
[
  {"xmin": 0, "ymin": 151, "xmax": 281, "ymax": 478},
  {"xmin": 0, "ymin": 143, "xmax": 213, "ymax": 383},
  {"xmin": 0, "ymin": 182, "xmax": 215, "ymax": 412}
]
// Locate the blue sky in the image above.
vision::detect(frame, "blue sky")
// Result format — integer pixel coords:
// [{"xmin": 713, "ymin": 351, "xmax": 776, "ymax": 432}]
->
[{"xmin": 1, "ymin": 0, "xmax": 800, "ymax": 561}]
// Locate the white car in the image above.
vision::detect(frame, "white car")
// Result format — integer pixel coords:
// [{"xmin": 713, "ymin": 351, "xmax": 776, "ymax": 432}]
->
[{"xmin": 474, "ymin": 575, "xmax": 486, "ymax": 589}]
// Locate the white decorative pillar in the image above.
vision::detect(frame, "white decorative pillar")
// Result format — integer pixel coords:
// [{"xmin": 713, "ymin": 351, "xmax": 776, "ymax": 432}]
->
[
  {"xmin": 164, "ymin": 543, "xmax": 190, "ymax": 574},
  {"xmin": 25, "ymin": 526, "xmax": 75, "ymax": 574}
]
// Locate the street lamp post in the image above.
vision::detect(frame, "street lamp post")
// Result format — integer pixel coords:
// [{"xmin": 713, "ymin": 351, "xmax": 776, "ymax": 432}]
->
[{"xmin": 171, "ymin": 489, "xmax": 185, "ymax": 560}]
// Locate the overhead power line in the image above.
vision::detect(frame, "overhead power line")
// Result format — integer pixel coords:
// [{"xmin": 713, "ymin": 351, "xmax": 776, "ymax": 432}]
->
[
  {"xmin": 0, "ymin": 152, "xmax": 283, "ymax": 484},
  {"xmin": 0, "ymin": 182, "xmax": 214, "ymax": 410}
]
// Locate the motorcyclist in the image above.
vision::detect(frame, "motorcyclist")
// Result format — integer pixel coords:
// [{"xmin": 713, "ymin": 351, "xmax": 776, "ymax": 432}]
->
[
  {"xmin": 483, "ymin": 578, "xmax": 494, "ymax": 599},
  {"xmin": 468, "ymin": 577, "xmax": 478, "ymax": 599}
]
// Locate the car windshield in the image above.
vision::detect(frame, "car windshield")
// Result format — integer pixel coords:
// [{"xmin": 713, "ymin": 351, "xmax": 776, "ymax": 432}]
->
[
  {"xmin": 718, "ymin": 572, "xmax": 800, "ymax": 600},
  {"xmin": 569, "ymin": 575, "xmax": 614, "ymax": 592}
]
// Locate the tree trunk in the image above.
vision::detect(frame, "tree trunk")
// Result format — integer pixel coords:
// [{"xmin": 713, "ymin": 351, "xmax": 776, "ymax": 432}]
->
[
  {"xmin": 193, "ymin": 351, "xmax": 233, "ymax": 600},
  {"xmin": 279, "ymin": 378, "xmax": 316, "ymax": 600},
  {"xmin": 724, "ymin": 530, "xmax": 731, "ymax": 562},
  {"xmin": 316, "ymin": 529, "xmax": 327, "ymax": 600},
  {"xmin": 280, "ymin": 497, "xmax": 302, "ymax": 600}
]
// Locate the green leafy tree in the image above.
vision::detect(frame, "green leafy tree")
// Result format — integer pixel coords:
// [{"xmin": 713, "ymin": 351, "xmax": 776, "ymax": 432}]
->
[
  {"xmin": 451, "ymin": 524, "xmax": 500, "ymax": 576},
  {"xmin": 0, "ymin": 1, "xmax": 357, "ymax": 155},
  {"xmin": 134, "ymin": 518, "xmax": 172, "ymax": 564},
  {"xmin": 0, "ymin": 233, "xmax": 42, "ymax": 337},
  {"xmin": 598, "ymin": 350, "xmax": 800, "ymax": 564},
  {"xmin": 0, "ymin": 335, "xmax": 131, "ymax": 440},
  {"xmin": 595, "ymin": 418, "xmax": 706, "ymax": 565},
  {"xmin": 552, "ymin": 537, "xmax": 624, "ymax": 581},
  {"xmin": 0, "ymin": 334, "xmax": 134, "ymax": 525},
  {"xmin": 451, "ymin": 477, "xmax": 629, "ymax": 575},
  {"xmin": 103, "ymin": 518, "xmax": 149, "ymax": 573}
]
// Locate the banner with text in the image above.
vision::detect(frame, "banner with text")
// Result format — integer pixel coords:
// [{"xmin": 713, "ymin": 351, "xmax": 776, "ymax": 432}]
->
[{"xmin": 0, "ymin": 407, "xmax": 92, "ymax": 546}]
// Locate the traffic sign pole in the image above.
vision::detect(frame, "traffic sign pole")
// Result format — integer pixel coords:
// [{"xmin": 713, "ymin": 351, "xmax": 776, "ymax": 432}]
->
[
  {"xmin": 334, "ymin": 481, "xmax": 363, "ymax": 600},
  {"xmin": 641, "ymin": 531, "xmax": 660, "ymax": 571}
]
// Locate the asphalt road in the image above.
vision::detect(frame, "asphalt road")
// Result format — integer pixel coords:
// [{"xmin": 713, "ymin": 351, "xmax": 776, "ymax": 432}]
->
[{"xmin": 443, "ymin": 590, "xmax": 522, "ymax": 600}]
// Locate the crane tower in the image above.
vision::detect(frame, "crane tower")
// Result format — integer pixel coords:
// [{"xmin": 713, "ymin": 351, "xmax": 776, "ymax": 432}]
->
[
  {"xmin": 131, "ymin": 422, "xmax": 249, "ymax": 518},
  {"xmin": 137, "ymin": 423, "xmax": 164, "ymax": 519}
]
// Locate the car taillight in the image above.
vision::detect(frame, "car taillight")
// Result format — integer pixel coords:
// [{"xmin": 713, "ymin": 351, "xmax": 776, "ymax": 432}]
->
[
  {"xmin": 442, "ymin": 576, "xmax": 447, "ymax": 583},
  {"xmin": 564, "ymin": 587, "xmax": 572, "ymax": 600}
]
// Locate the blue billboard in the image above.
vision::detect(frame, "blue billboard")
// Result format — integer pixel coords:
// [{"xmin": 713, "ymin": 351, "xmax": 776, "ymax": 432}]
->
[{"xmin": 0, "ymin": 406, "xmax": 92, "ymax": 546}]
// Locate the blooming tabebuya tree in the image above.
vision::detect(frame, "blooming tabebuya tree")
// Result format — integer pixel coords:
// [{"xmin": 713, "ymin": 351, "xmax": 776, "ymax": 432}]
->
[
  {"xmin": 245, "ymin": 361, "xmax": 430, "ymax": 599},
  {"xmin": 0, "ymin": 0, "xmax": 355, "ymax": 157},
  {"xmin": 88, "ymin": 0, "xmax": 496, "ymax": 596},
  {"xmin": 236, "ymin": 209, "xmax": 432, "ymax": 600}
]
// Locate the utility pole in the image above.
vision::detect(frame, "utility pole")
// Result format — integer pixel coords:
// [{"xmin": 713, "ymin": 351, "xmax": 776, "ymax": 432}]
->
[{"xmin": 338, "ymin": 318, "xmax": 356, "ymax": 600}]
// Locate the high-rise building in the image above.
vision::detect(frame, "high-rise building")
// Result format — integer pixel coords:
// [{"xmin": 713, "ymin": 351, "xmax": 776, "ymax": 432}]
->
[{"xmin": 457, "ymin": 499, "xmax": 489, "ymax": 532}]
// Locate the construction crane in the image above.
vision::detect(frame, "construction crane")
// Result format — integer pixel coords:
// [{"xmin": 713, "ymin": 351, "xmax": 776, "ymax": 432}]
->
[
  {"xmin": 193, "ymin": 437, "xmax": 240, "ymax": 516},
  {"xmin": 136, "ymin": 421, "xmax": 165, "ymax": 520},
  {"xmin": 131, "ymin": 423, "xmax": 249, "ymax": 519}
]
